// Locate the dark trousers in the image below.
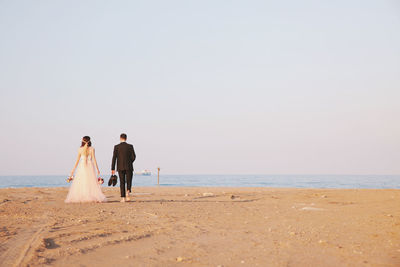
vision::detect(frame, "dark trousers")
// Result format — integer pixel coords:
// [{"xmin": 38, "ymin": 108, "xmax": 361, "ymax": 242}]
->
[{"xmin": 118, "ymin": 170, "xmax": 133, "ymax": 197}]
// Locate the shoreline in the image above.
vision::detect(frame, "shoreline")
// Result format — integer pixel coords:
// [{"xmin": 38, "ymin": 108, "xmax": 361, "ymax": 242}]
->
[
  {"xmin": 1, "ymin": 187, "xmax": 399, "ymax": 266},
  {"xmin": 1, "ymin": 174, "xmax": 399, "ymax": 190},
  {"xmin": 1, "ymin": 185, "xmax": 400, "ymax": 190}
]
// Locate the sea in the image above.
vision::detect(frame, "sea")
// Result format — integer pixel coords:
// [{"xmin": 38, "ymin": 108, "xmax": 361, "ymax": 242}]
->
[{"xmin": 0, "ymin": 174, "xmax": 399, "ymax": 189}]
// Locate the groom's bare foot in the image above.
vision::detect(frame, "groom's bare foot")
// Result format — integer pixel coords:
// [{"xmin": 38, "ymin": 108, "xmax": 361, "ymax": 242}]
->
[
  {"xmin": 126, "ymin": 195, "xmax": 130, "ymax": 202},
  {"xmin": 120, "ymin": 198, "xmax": 126, "ymax": 203}
]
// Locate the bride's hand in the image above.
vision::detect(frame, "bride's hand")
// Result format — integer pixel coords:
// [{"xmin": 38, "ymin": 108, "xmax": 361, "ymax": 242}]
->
[{"xmin": 97, "ymin": 170, "xmax": 100, "ymax": 176}]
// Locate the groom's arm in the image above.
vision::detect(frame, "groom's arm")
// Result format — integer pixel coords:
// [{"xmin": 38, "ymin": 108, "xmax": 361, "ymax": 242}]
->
[
  {"xmin": 111, "ymin": 145, "xmax": 117, "ymax": 172},
  {"xmin": 131, "ymin": 145, "xmax": 136, "ymax": 163}
]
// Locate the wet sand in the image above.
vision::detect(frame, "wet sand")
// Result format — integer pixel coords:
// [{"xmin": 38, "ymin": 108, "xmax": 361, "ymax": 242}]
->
[{"xmin": 0, "ymin": 187, "xmax": 399, "ymax": 266}]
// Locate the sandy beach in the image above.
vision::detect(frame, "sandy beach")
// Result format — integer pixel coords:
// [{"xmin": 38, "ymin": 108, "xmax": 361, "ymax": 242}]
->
[{"xmin": 0, "ymin": 187, "xmax": 399, "ymax": 267}]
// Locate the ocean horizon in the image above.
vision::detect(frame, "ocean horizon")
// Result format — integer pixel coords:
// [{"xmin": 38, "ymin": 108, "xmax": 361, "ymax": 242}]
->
[{"xmin": 0, "ymin": 174, "xmax": 399, "ymax": 189}]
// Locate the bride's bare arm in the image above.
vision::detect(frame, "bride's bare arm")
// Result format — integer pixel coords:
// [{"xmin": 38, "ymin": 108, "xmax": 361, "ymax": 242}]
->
[
  {"xmin": 70, "ymin": 149, "xmax": 81, "ymax": 176},
  {"xmin": 91, "ymin": 148, "xmax": 100, "ymax": 175}
]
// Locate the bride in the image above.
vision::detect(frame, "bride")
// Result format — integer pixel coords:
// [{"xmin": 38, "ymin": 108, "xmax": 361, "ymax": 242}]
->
[{"xmin": 65, "ymin": 136, "xmax": 107, "ymax": 203}]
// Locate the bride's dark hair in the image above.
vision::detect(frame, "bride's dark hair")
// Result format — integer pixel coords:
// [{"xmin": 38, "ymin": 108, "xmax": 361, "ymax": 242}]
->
[
  {"xmin": 81, "ymin": 136, "xmax": 92, "ymax": 147},
  {"xmin": 81, "ymin": 136, "xmax": 92, "ymax": 158}
]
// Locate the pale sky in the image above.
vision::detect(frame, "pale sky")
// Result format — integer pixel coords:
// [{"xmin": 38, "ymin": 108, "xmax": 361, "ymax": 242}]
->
[{"xmin": 0, "ymin": 0, "xmax": 399, "ymax": 175}]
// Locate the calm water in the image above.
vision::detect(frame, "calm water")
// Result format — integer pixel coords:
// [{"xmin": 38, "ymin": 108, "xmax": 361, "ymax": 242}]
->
[{"xmin": 0, "ymin": 175, "xmax": 399, "ymax": 189}]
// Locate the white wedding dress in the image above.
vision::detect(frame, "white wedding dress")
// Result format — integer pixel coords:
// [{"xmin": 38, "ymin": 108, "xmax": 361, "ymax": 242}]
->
[{"xmin": 65, "ymin": 150, "xmax": 107, "ymax": 203}]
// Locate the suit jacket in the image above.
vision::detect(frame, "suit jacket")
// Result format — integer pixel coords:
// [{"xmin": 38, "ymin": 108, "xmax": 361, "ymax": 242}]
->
[{"xmin": 111, "ymin": 142, "xmax": 136, "ymax": 172}]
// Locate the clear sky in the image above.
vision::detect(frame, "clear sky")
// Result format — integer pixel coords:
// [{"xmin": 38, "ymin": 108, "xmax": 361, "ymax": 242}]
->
[{"xmin": 0, "ymin": 0, "xmax": 399, "ymax": 175}]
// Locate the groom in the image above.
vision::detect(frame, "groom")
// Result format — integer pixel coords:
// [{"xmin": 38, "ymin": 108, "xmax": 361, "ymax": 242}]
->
[{"xmin": 111, "ymin": 133, "xmax": 136, "ymax": 202}]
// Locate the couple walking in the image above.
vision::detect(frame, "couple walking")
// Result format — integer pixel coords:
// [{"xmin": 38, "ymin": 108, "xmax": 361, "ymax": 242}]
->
[{"xmin": 65, "ymin": 133, "xmax": 136, "ymax": 203}]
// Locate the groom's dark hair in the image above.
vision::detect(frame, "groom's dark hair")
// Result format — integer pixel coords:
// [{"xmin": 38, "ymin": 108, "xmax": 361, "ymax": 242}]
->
[{"xmin": 120, "ymin": 133, "xmax": 127, "ymax": 140}]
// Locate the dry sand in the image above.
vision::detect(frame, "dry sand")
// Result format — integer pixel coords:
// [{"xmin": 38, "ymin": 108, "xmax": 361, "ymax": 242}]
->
[{"xmin": 0, "ymin": 187, "xmax": 399, "ymax": 267}]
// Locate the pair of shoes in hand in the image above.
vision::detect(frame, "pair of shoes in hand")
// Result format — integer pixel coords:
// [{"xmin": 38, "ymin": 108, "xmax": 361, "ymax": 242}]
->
[{"xmin": 108, "ymin": 175, "xmax": 118, "ymax": 186}]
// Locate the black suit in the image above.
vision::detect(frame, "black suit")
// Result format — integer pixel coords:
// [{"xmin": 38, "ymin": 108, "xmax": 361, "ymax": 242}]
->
[{"xmin": 111, "ymin": 142, "xmax": 136, "ymax": 197}]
